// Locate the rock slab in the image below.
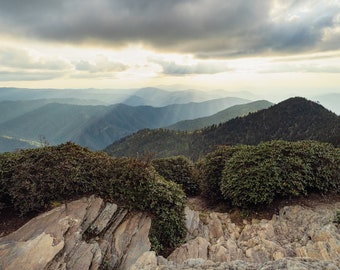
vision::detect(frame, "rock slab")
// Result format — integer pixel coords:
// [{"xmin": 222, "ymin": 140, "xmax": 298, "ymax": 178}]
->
[{"xmin": 0, "ymin": 196, "xmax": 151, "ymax": 270}]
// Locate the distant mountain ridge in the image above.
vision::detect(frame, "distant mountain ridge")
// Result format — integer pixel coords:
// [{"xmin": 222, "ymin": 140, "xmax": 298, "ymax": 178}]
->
[
  {"xmin": 0, "ymin": 97, "xmax": 251, "ymax": 152},
  {"xmin": 0, "ymin": 87, "xmax": 253, "ymax": 107},
  {"xmin": 166, "ymin": 100, "xmax": 273, "ymax": 131},
  {"xmin": 105, "ymin": 97, "xmax": 340, "ymax": 160}
]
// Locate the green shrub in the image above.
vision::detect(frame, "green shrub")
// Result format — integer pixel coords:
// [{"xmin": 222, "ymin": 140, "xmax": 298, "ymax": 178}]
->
[
  {"xmin": 103, "ymin": 157, "xmax": 186, "ymax": 252},
  {"xmin": 296, "ymin": 141, "xmax": 340, "ymax": 193},
  {"xmin": 334, "ymin": 211, "xmax": 340, "ymax": 225},
  {"xmin": 0, "ymin": 152, "xmax": 10, "ymax": 211},
  {"xmin": 197, "ymin": 145, "xmax": 250, "ymax": 202},
  {"xmin": 0, "ymin": 142, "xmax": 186, "ymax": 254},
  {"xmin": 152, "ymin": 156, "xmax": 199, "ymax": 196},
  {"xmin": 220, "ymin": 140, "xmax": 340, "ymax": 208},
  {"xmin": 0, "ymin": 143, "xmax": 114, "ymax": 214}
]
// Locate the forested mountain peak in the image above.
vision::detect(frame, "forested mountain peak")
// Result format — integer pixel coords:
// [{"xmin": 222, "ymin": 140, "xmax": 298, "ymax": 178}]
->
[{"xmin": 105, "ymin": 97, "xmax": 340, "ymax": 160}]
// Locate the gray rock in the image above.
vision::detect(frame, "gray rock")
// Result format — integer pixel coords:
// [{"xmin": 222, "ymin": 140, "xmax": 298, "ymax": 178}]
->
[
  {"xmin": 0, "ymin": 196, "xmax": 151, "ymax": 270},
  {"xmin": 167, "ymin": 202, "xmax": 340, "ymax": 268},
  {"xmin": 1, "ymin": 196, "xmax": 339, "ymax": 270},
  {"xmin": 167, "ymin": 237, "xmax": 210, "ymax": 264}
]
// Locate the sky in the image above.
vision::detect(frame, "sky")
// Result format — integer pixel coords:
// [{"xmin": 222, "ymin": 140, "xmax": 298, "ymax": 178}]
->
[{"xmin": 0, "ymin": 0, "xmax": 340, "ymax": 99}]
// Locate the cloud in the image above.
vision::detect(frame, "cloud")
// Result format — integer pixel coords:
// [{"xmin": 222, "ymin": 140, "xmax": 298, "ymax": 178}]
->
[
  {"xmin": 153, "ymin": 59, "xmax": 229, "ymax": 75},
  {"xmin": 0, "ymin": 0, "xmax": 339, "ymax": 58},
  {"xmin": 264, "ymin": 63, "xmax": 340, "ymax": 74},
  {"xmin": 75, "ymin": 56, "xmax": 127, "ymax": 73},
  {"xmin": 0, "ymin": 47, "xmax": 70, "ymax": 70},
  {"xmin": 0, "ymin": 46, "xmax": 72, "ymax": 81},
  {"xmin": 0, "ymin": 70, "xmax": 64, "ymax": 81}
]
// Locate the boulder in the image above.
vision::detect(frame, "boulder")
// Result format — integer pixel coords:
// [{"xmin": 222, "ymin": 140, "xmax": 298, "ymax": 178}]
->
[{"xmin": 0, "ymin": 196, "xmax": 151, "ymax": 270}]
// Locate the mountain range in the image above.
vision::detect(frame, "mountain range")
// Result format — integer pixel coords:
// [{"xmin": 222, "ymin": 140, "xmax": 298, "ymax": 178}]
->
[
  {"xmin": 105, "ymin": 97, "xmax": 340, "ymax": 160},
  {"xmin": 1, "ymin": 87, "xmax": 339, "ymax": 153},
  {"xmin": 0, "ymin": 87, "xmax": 255, "ymax": 107},
  {"xmin": 0, "ymin": 95, "xmax": 258, "ymax": 152},
  {"xmin": 166, "ymin": 100, "xmax": 273, "ymax": 131}
]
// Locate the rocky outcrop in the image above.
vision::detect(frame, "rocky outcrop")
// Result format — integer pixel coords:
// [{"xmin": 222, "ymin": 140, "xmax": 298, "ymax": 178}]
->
[
  {"xmin": 0, "ymin": 196, "xmax": 151, "ymax": 270},
  {"xmin": 128, "ymin": 202, "xmax": 340, "ymax": 269},
  {"xmin": 156, "ymin": 202, "xmax": 340, "ymax": 269},
  {"xmin": 1, "ymin": 196, "xmax": 339, "ymax": 270},
  {"xmin": 133, "ymin": 254, "xmax": 340, "ymax": 270}
]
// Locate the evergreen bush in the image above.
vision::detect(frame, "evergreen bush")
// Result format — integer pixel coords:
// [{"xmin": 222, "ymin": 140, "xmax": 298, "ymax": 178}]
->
[
  {"xmin": 198, "ymin": 145, "xmax": 249, "ymax": 202},
  {"xmin": 220, "ymin": 140, "xmax": 340, "ymax": 208},
  {"xmin": 0, "ymin": 142, "xmax": 186, "ymax": 253},
  {"xmin": 152, "ymin": 156, "xmax": 199, "ymax": 196}
]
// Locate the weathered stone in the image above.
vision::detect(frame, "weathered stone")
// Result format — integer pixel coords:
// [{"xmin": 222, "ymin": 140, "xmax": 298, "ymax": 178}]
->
[
  {"xmin": 0, "ymin": 196, "xmax": 151, "ymax": 270},
  {"xmin": 114, "ymin": 212, "xmax": 152, "ymax": 270},
  {"xmin": 0, "ymin": 232, "xmax": 63, "ymax": 270},
  {"xmin": 1, "ymin": 196, "xmax": 339, "ymax": 270},
  {"xmin": 167, "ymin": 202, "xmax": 340, "ymax": 268},
  {"xmin": 167, "ymin": 237, "xmax": 210, "ymax": 264},
  {"xmin": 185, "ymin": 207, "xmax": 200, "ymax": 240},
  {"xmin": 207, "ymin": 212, "xmax": 224, "ymax": 242},
  {"xmin": 130, "ymin": 251, "xmax": 158, "ymax": 270},
  {"xmin": 89, "ymin": 202, "xmax": 118, "ymax": 234}
]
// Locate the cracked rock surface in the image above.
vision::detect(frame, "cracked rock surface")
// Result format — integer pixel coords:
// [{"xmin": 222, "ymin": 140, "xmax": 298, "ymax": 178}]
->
[
  {"xmin": 0, "ymin": 196, "xmax": 151, "ymax": 270},
  {"xmin": 0, "ymin": 196, "xmax": 339, "ymax": 270},
  {"xmin": 158, "ymin": 202, "xmax": 340, "ymax": 269}
]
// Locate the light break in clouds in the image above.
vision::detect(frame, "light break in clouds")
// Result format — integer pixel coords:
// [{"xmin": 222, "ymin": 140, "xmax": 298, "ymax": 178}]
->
[{"xmin": 0, "ymin": 0, "xmax": 339, "ymax": 98}]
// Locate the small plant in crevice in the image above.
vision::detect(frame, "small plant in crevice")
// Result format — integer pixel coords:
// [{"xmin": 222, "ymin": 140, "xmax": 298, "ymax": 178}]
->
[{"xmin": 333, "ymin": 211, "xmax": 340, "ymax": 226}]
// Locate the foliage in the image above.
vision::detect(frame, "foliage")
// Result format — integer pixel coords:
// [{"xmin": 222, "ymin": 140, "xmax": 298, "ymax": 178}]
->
[
  {"xmin": 152, "ymin": 156, "xmax": 200, "ymax": 196},
  {"xmin": 101, "ymin": 157, "xmax": 186, "ymax": 252},
  {"xmin": 0, "ymin": 142, "xmax": 113, "ymax": 214},
  {"xmin": 105, "ymin": 97, "xmax": 340, "ymax": 160},
  {"xmin": 220, "ymin": 140, "xmax": 340, "ymax": 208},
  {"xmin": 105, "ymin": 128, "xmax": 192, "ymax": 158},
  {"xmin": 197, "ymin": 145, "xmax": 249, "ymax": 202},
  {"xmin": 0, "ymin": 142, "xmax": 186, "ymax": 253},
  {"xmin": 334, "ymin": 211, "xmax": 340, "ymax": 225}
]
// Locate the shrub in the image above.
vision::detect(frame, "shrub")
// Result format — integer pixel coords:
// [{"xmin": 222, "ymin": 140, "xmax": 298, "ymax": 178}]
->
[
  {"xmin": 296, "ymin": 141, "xmax": 340, "ymax": 193},
  {"xmin": 103, "ymin": 157, "xmax": 186, "ymax": 252},
  {"xmin": 0, "ymin": 143, "xmax": 114, "ymax": 214},
  {"xmin": 197, "ymin": 145, "xmax": 250, "ymax": 202},
  {"xmin": 334, "ymin": 211, "xmax": 340, "ymax": 225},
  {"xmin": 0, "ymin": 142, "xmax": 186, "ymax": 254},
  {"xmin": 220, "ymin": 140, "xmax": 340, "ymax": 208},
  {"xmin": 152, "ymin": 156, "xmax": 199, "ymax": 196}
]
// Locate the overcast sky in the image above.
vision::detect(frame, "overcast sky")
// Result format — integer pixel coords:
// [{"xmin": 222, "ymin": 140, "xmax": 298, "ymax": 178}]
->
[{"xmin": 0, "ymin": 0, "xmax": 339, "ymax": 98}]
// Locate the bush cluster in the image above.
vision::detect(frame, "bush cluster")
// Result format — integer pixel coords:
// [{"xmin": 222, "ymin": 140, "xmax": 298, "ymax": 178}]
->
[
  {"xmin": 220, "ymin": 140, "xmax": 340, "ymax": 208},
  {"xmin": 0, "ymin": 143, "xmax": 113, "ymax": 214},
  {"xmin": 152, "ymin": 156, "xmax": 199, "ymax": 196},
  {"xmin": 0, "ymin": 142, "xmax": 186, "ymax": 253},
  {"xmin": 197, "ymin": 145, "xmax": 250, "ymax": 202},
  {"xmin": 103, "ymin": 157, "xmax": 186, "ymax": 251}
]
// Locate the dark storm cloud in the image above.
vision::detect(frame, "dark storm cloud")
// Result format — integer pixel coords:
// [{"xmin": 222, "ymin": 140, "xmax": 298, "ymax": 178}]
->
[{"xmin": 0, "ymin": 0, "xmax": 339, "ymax": 58}]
